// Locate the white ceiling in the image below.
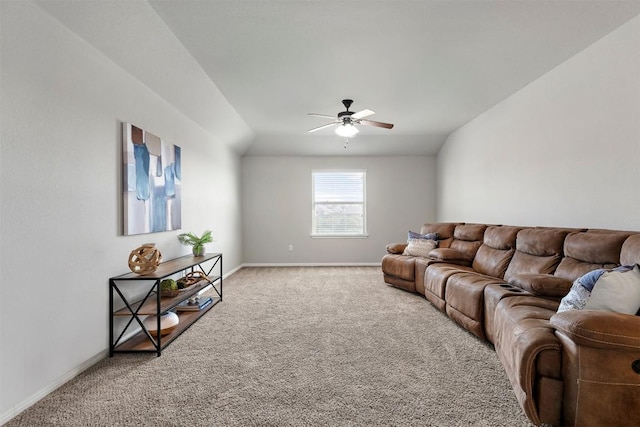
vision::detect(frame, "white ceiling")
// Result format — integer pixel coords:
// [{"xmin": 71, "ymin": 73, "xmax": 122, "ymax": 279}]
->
[{"xmin": 36, "ymin": 1, "xmax": 640, "ymax": 156}]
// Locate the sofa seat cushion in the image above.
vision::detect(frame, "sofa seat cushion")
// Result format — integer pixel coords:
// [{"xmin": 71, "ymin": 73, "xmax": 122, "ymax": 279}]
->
[
  {"xmin": 483, "ymin": 283, "xmax": 530, "ymax": 344},
  {"xmin": 444, "ymin": 272, "xmax": 505, "ymax": 339},
  {"xmin": 493, "ymin": 296, "xmax": 562, "ymax": 426},
  {"xmin": 423, "ymin": 263, "xmax": 473, "ymax": 311},
  {"xmin": 415, "ymin": 257, "xmax": 455, "ymax": 296}
]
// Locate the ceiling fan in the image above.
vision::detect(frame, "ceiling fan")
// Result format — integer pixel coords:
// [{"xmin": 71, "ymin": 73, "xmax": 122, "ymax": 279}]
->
[{"xmin": 307, "ymin": 99, "xmax": 394, "ymax": 138}]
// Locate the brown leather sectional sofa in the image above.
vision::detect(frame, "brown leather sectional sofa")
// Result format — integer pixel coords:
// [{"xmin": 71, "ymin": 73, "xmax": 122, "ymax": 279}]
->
[{"xmin": 382, "ymin": 222, "xmax": 640, "ymax": 426}]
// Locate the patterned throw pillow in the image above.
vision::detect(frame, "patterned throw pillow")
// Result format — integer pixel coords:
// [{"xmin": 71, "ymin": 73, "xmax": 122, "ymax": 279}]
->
[
  {"xmin": 402, "ymin": 238, "xmax": 438, "ymax": 257},
  {"xmin": 557, "ymin": 269, "xmax": 605, "ymax": 313},
  {"xmin": 557, "ymin": 264, "xmax": 640, "ymax": 315},
  {"xmin": 407, "ymin": 231, "xmax": 438, "ymax": 243}
]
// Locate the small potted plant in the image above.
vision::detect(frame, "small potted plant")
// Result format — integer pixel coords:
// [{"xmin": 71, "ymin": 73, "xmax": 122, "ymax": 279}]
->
[{"xmin": 177, "ymin": 230, "xmax": 213, "ymax": 256}]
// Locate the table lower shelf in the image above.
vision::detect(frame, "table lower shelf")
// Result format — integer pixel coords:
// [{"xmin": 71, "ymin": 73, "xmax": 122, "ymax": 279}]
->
[{"xmin": 112, "ymin": 297, "xmax": 220, "ymax": 353}]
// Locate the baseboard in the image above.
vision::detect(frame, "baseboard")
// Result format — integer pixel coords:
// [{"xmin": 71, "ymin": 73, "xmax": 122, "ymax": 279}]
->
[
  {"xmin": 240, "ymin": 262, "xmax": 382, "ymax": 267},
  {"xmin": 0, "ymin": 349, "xmax": 107, "ymax": 426},
  {"xmin": 223, "ymin": 264, "xmax": 244, "ymax": 277}
]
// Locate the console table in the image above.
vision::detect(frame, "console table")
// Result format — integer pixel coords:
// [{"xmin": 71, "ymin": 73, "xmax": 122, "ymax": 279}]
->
[{"xmin": 109, "ymin": 253, "xmax": 222, "ymax": 356}]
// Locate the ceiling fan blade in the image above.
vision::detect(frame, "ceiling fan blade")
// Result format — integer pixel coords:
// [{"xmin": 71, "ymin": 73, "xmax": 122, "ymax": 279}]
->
[
  {"xmin": 359, "ymin": 119, "xmax": 394, "ymax": 129},
  {"xmin": 307, "ymin": 122, "xmax": 337, "ymax": 133},
  {"xmin": 308, "ymin": 113, "xmax": 336, "ymax": 119},
  {"xmin": 352, "ymin": 109, "xmax": 375, "ymax": 119}
]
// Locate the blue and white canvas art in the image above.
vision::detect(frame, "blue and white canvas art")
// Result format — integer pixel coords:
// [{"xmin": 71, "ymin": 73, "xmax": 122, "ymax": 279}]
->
[{"xmin": 123, "ymin": 123, "xmax": 182, "ymax": 235}]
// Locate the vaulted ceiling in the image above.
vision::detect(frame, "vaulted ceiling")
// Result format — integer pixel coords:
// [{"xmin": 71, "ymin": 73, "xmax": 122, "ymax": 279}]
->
[{"xmin": 36, "ymin": 1, "xmax": 640, "ymax": 156}]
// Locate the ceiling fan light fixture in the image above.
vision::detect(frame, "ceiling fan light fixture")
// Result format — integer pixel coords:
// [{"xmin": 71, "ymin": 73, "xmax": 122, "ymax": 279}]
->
[{"xmin": 335, "ymin": 123, "xmax": 359, "ymax": 138}]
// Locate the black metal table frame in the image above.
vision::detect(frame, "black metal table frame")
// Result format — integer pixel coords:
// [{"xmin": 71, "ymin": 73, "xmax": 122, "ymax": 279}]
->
[{"xmin": 109, "ymin": 253, "xmax": 222, "ymax": 357}]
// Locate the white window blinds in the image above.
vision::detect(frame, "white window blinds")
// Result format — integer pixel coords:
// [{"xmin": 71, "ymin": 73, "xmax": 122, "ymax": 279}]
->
[{"xmin": 312, "ymin": 170, "xmax": 366, "ymax": 237}]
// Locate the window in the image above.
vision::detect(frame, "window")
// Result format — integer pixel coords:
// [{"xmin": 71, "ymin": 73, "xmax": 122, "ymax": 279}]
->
[{"xmin": 312, "ymin": 170, "xmax": 367, "ymax": 237}]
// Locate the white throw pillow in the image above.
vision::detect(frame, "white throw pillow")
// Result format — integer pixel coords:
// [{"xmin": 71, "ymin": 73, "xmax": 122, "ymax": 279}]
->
[
  {"xmin": 402, "ymin": 238, "xmax": 437, "ymax": 257},
  {"xmin": 584, "ymin": 265, "xmax": 640, "ymax": 314}
]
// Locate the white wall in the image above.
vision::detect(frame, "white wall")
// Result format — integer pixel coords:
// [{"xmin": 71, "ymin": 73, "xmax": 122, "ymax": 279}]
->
[
  {"xmin": 0, "ymin": 2, "xmax": 244, "ymax": 422},
  {"xmin": 437, "ymin": 15, "xmax": 640, "ymax": 230},
  {"xmin": 242, "ymin": 156, "xmax": 436, "ymax": 264}
]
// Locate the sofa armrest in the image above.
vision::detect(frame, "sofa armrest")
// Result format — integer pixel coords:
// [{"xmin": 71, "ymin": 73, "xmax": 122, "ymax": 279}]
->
[
  {"xmin": 551, "ymin": 310, "xmax": 640, "ymax": 351},
  {"xmin": 551, "ymin": 310, "xmax": 640, "ymax": 426},
  {"xmin": 386, "ymin": 242, "xmax": 407, "ymax": 254},
  {"xmin": 427, "ymin": 248, "xmax": 473, "ymax": 266},
  {"xmin": 509, "ymin": 274, "xmax": 572, "ymax": 298}
]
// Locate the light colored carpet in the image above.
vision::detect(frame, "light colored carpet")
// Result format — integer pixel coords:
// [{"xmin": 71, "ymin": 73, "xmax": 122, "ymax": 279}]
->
[{"xmin": 7, "ymin": 267, "xmax": 533, "ymax": 426}]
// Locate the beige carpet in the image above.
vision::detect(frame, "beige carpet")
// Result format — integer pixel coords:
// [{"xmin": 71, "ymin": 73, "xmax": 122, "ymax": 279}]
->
[{"xmin": 7, "ymin": 267, "xmax": 533, "ymax": 426}]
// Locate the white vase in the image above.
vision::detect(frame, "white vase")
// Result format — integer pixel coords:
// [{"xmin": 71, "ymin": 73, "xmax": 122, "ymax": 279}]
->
[{"xmin": 143, "ymin": 312, "xmax": 179, "ymax": 336}]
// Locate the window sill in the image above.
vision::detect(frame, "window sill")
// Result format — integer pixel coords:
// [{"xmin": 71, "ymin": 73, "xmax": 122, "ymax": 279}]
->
[{"xmin": 310, "ymin": 234, "xmax": 369, "ymax": 239}]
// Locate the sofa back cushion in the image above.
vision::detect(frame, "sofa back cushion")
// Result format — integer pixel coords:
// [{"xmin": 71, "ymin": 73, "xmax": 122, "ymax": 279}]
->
[
  {"xmin": 503, "ymin": 229, "xmax": 568, "ymax": 282},
  {"xmin": 453, "ymin": 223, "xmax": 487, "ymax": 241},
  {"xmin": 472, "ymin": 226, "xmax": 521, "ymax": 278},
  {"xmin": 554, "ymin": 232, "xmax": 630, "ymax": 281},
  {"xmin": 448, "ymin": 224, "xmax": 487, "ymax": 260},
  {"xmin": 420, "ymin": 222, "xmax": 459, "ymax": 249},
  {"xmin": 620, "ymin": 234, "xmax": 640, "ymax": 266}
]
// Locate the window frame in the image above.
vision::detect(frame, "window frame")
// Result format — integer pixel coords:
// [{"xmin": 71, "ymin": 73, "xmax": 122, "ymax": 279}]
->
[{"xmin": 311, "ymin": 169, "xmax": 368, "ymax": 238}]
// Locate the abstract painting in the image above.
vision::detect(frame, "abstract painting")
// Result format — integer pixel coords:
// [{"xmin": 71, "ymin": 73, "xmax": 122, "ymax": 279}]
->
[{"xmin": 123, "ymin": 123, "xmax": 182, "ymax": 235}]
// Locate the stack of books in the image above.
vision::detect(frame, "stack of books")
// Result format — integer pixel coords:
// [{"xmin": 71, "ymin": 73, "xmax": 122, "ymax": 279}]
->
[{"xmin": 175, "ymin": 296, "xmax": 213, "ymax": 312}]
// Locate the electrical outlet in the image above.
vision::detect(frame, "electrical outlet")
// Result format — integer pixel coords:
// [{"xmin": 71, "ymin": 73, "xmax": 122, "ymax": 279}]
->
[{"xmin": 288, "ymin": 244, "xmax": 293, "ymax": 251}]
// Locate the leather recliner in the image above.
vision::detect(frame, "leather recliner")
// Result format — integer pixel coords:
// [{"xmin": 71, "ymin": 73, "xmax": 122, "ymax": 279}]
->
[{"xmin": 381, "ymin": 222, "xmax": 640, "ymax": 426}]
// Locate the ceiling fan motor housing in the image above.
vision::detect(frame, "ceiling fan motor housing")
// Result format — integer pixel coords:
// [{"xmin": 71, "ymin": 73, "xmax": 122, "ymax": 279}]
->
[{"xmin": 339, "ymin": 100, "xmax": 355, "ymax": 126}]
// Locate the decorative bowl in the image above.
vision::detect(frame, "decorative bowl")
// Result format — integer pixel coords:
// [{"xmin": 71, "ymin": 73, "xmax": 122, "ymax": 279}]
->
[{"xmin": 143, "ymin": 312, "xmax": 179, "ymax": 337}]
